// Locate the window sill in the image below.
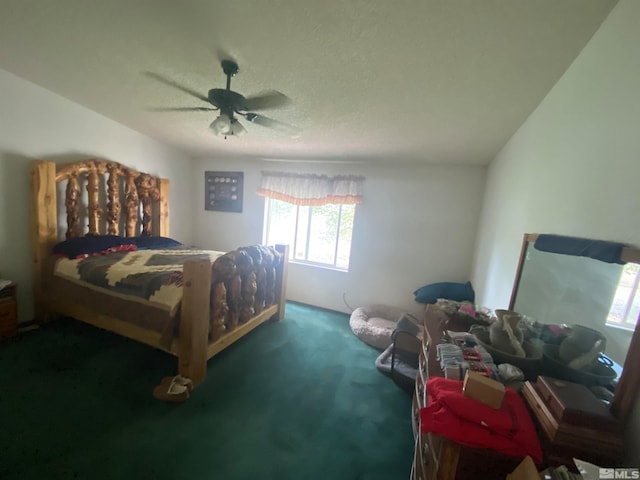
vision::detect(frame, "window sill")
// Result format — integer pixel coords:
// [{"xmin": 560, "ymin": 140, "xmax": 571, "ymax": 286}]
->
[
  {"xmin": 605, "ymin": 322, "xmax": 636, "ymax": 333},
  {"xmin": 289, "ymin": 259, "xmax": 349, "ymax": 273}
]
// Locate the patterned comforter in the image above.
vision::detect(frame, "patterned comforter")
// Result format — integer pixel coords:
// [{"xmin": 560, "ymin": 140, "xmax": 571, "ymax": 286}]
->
[{"xmin": 54, "ymin": 249, "xmax": 224, "ymax": 315}]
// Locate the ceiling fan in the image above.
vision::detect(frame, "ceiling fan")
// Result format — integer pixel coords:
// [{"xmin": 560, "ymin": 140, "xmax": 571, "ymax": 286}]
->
[{"xmin": 146, "ymin": 59, "xmax": 300, "ymax": 138}]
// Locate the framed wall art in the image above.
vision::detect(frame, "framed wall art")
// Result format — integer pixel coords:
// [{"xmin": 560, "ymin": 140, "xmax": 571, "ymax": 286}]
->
[{"xmin": 205, "ymin": 171, "xmax": 244, "ymax": 212}]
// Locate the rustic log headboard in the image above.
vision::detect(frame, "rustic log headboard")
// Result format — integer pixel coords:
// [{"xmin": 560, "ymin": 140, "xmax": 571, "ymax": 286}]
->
[
  {"xmin": 30, "ymin": 159, "xmax": 169, "ymax": 317},
  {"xmin": 55, "ymin": 160, "xmax": 168, "ymax": 239}
]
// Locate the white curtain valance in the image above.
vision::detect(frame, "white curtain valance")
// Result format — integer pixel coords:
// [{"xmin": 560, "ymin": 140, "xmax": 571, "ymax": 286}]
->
[{"xmin": 257, "ymin": 171, "xmax": 364, "ymax": 206}]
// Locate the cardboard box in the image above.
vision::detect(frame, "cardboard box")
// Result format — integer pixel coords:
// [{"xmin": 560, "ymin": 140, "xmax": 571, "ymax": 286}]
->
[
  {"xmin": 463, "ymin": 370, "xmax": 505, "ymax": 409},
  {"xmin": 506, "ymin": 456, "xmax": 540, "ymax": 480}
]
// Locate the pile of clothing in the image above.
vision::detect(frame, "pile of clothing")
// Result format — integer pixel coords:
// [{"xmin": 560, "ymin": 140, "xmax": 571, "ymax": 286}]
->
[{"xmin": 420, "ymin": 377, "xmax": 542, "ymax": 463}]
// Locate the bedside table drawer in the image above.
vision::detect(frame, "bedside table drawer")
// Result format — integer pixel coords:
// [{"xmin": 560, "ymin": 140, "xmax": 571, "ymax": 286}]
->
[{"xmin": 0, "ymin": 299, "xmax": 18, "ymax": 337}]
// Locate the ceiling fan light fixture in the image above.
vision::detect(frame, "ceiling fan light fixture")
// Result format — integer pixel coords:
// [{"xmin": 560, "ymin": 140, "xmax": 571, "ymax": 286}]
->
[
  {"xmin": 231, "ymin": 119, "xmax": 246, "ymax": 137},
  {"xmin": 210, "ymin": 114, "xmax": 232, "ymax": 135}
]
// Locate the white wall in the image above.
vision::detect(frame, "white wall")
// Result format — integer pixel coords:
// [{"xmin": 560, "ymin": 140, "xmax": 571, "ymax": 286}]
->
[
  {"xmin": 470, "ymin": 0, "xmax": 640, "ymax": 464},
  {"xmin": 0, "ymin": 68, "xmax": 194, "ymax": 323},
  {"xmin": 192, "ymin": 157, "xmax": 486, "ymax": 317}
]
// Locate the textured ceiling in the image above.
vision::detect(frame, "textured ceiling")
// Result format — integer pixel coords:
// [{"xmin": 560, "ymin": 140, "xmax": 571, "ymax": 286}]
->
[{"xmin": 0, "ymin": 0, "xmax": 617, "ymax": 165}]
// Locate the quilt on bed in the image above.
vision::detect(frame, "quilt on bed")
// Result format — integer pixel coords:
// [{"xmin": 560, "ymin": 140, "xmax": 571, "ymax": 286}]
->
[{"xmin": 54, "ymin": 249, "xmax": 224, "ymax": 315}]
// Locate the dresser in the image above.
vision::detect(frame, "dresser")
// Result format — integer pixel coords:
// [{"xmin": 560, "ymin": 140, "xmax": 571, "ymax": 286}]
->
[
  {"xmin": 0, "ymin": 282, "xmax": 18, "ymax": 339},
  {"xmin": 410, "ymin": 306, "xmax": 522, "ymax": 480},
  {"xmin": 521, "ymin": 378, "xmax": 623, "ymax": 467}
]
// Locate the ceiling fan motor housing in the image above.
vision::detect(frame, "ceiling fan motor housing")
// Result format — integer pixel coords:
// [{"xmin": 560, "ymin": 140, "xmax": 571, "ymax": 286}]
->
[
  {"xmin": 221, "ymin": 59, "xmax": 239, "ymax": 77},
  {"xmin": 208, "ymin": 88, "xmax": 246, "ymax": 117}
]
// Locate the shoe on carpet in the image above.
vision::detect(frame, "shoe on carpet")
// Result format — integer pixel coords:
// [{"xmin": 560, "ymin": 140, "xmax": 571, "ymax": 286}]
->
[
  {"xmin": 160, "ymin": 374, "xmax": 193, "ymax": 392},
  {"xmin": 153, "ymin": 377, "xmax": 190, "ymax": 403}
]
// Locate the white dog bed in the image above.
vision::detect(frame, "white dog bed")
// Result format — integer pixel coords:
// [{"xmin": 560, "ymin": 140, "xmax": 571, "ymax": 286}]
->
[{"xmin": 349, "ymin": 304, "xmax": 407, "ymax": 350}]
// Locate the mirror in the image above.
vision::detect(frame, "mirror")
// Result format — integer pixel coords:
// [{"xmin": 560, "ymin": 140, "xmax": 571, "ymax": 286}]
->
[{"xmin": 509, "ymin": 233, "xmax": 640, "ymax": 421}]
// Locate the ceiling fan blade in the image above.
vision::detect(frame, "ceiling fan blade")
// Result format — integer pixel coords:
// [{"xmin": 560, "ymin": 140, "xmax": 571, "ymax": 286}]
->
[
  {"xmin": 242, "ymin": 91, "xmax": 292, "ymax": 111},
  {"xmin": 243, "ymin": 113, "xmax": 301, "ymax": 135},
  {"xmin": 147, "ymin": 106, "xmax": 218, "ymax": 112},
  {"xmin": 143, "ymin": 71, "xmax": 209, "ymax": 103}
]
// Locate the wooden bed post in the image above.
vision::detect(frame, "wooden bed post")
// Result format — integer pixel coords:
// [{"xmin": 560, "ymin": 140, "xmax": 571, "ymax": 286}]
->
[
  {"xmin": 274, "ymin": 244, "xmax": 289, "ymax": 321},
  {"xmin": 154, "ymin": 178, "xmax": 170, "ymax": 237},
  {"xmin": 30, "ymin": 160, "xmax": 57, "ymax": 321},
  {"xmin": 178, "ymin": 259, "xmax": 212, "ymax": 386}
]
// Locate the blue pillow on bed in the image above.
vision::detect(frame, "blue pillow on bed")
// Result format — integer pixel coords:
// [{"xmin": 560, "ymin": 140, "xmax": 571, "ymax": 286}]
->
[
  {"xmin": 130, "ymin": 236, "xmax": 183, "ymax": 250},
  {"xmin": 53, "ymin": 235, "xmax": 183, "ymax": 258},
  {"xmin": 413, "ymin": 281, "xmax": 475, "ymax": 304},
  {"xmin": 53, "ymin": 235, "xmax": 136, "ymax": 259}
]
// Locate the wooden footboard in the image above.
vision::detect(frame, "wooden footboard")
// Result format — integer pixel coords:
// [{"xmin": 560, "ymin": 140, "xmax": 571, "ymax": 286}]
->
[{"xmin": 176, "ymin": 244, "xmax": 289, "ymax": 386}]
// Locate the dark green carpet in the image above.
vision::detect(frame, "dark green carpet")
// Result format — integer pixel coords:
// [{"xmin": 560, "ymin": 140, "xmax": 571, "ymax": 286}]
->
[{"xmin": 0, "ymin": 302, "xmax": 414, "ymax": 480}]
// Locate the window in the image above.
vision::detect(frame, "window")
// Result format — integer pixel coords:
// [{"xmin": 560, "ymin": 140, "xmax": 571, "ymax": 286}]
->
[
  {"xmin": 607, "ymin": 262, "xmax": 640, "ymax": 331},
  {"xmin": 257, "ymin": 171, "xmax": 363, "ymax": 270},
  {"xmin": 264, "ymin": 198, "xmax": 355, "ymax": 270}
]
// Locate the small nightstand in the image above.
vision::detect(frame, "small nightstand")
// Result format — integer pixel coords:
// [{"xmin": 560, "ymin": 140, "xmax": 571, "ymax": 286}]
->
[{"xmin": 0, "ymin": 283, "xmax": 18, "ymax": 339}]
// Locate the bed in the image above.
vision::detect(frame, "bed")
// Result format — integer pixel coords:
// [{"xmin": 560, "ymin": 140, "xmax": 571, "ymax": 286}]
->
[{"xmin": 30, "ymin": 159, "xmax": 289, "ymax": 388}]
